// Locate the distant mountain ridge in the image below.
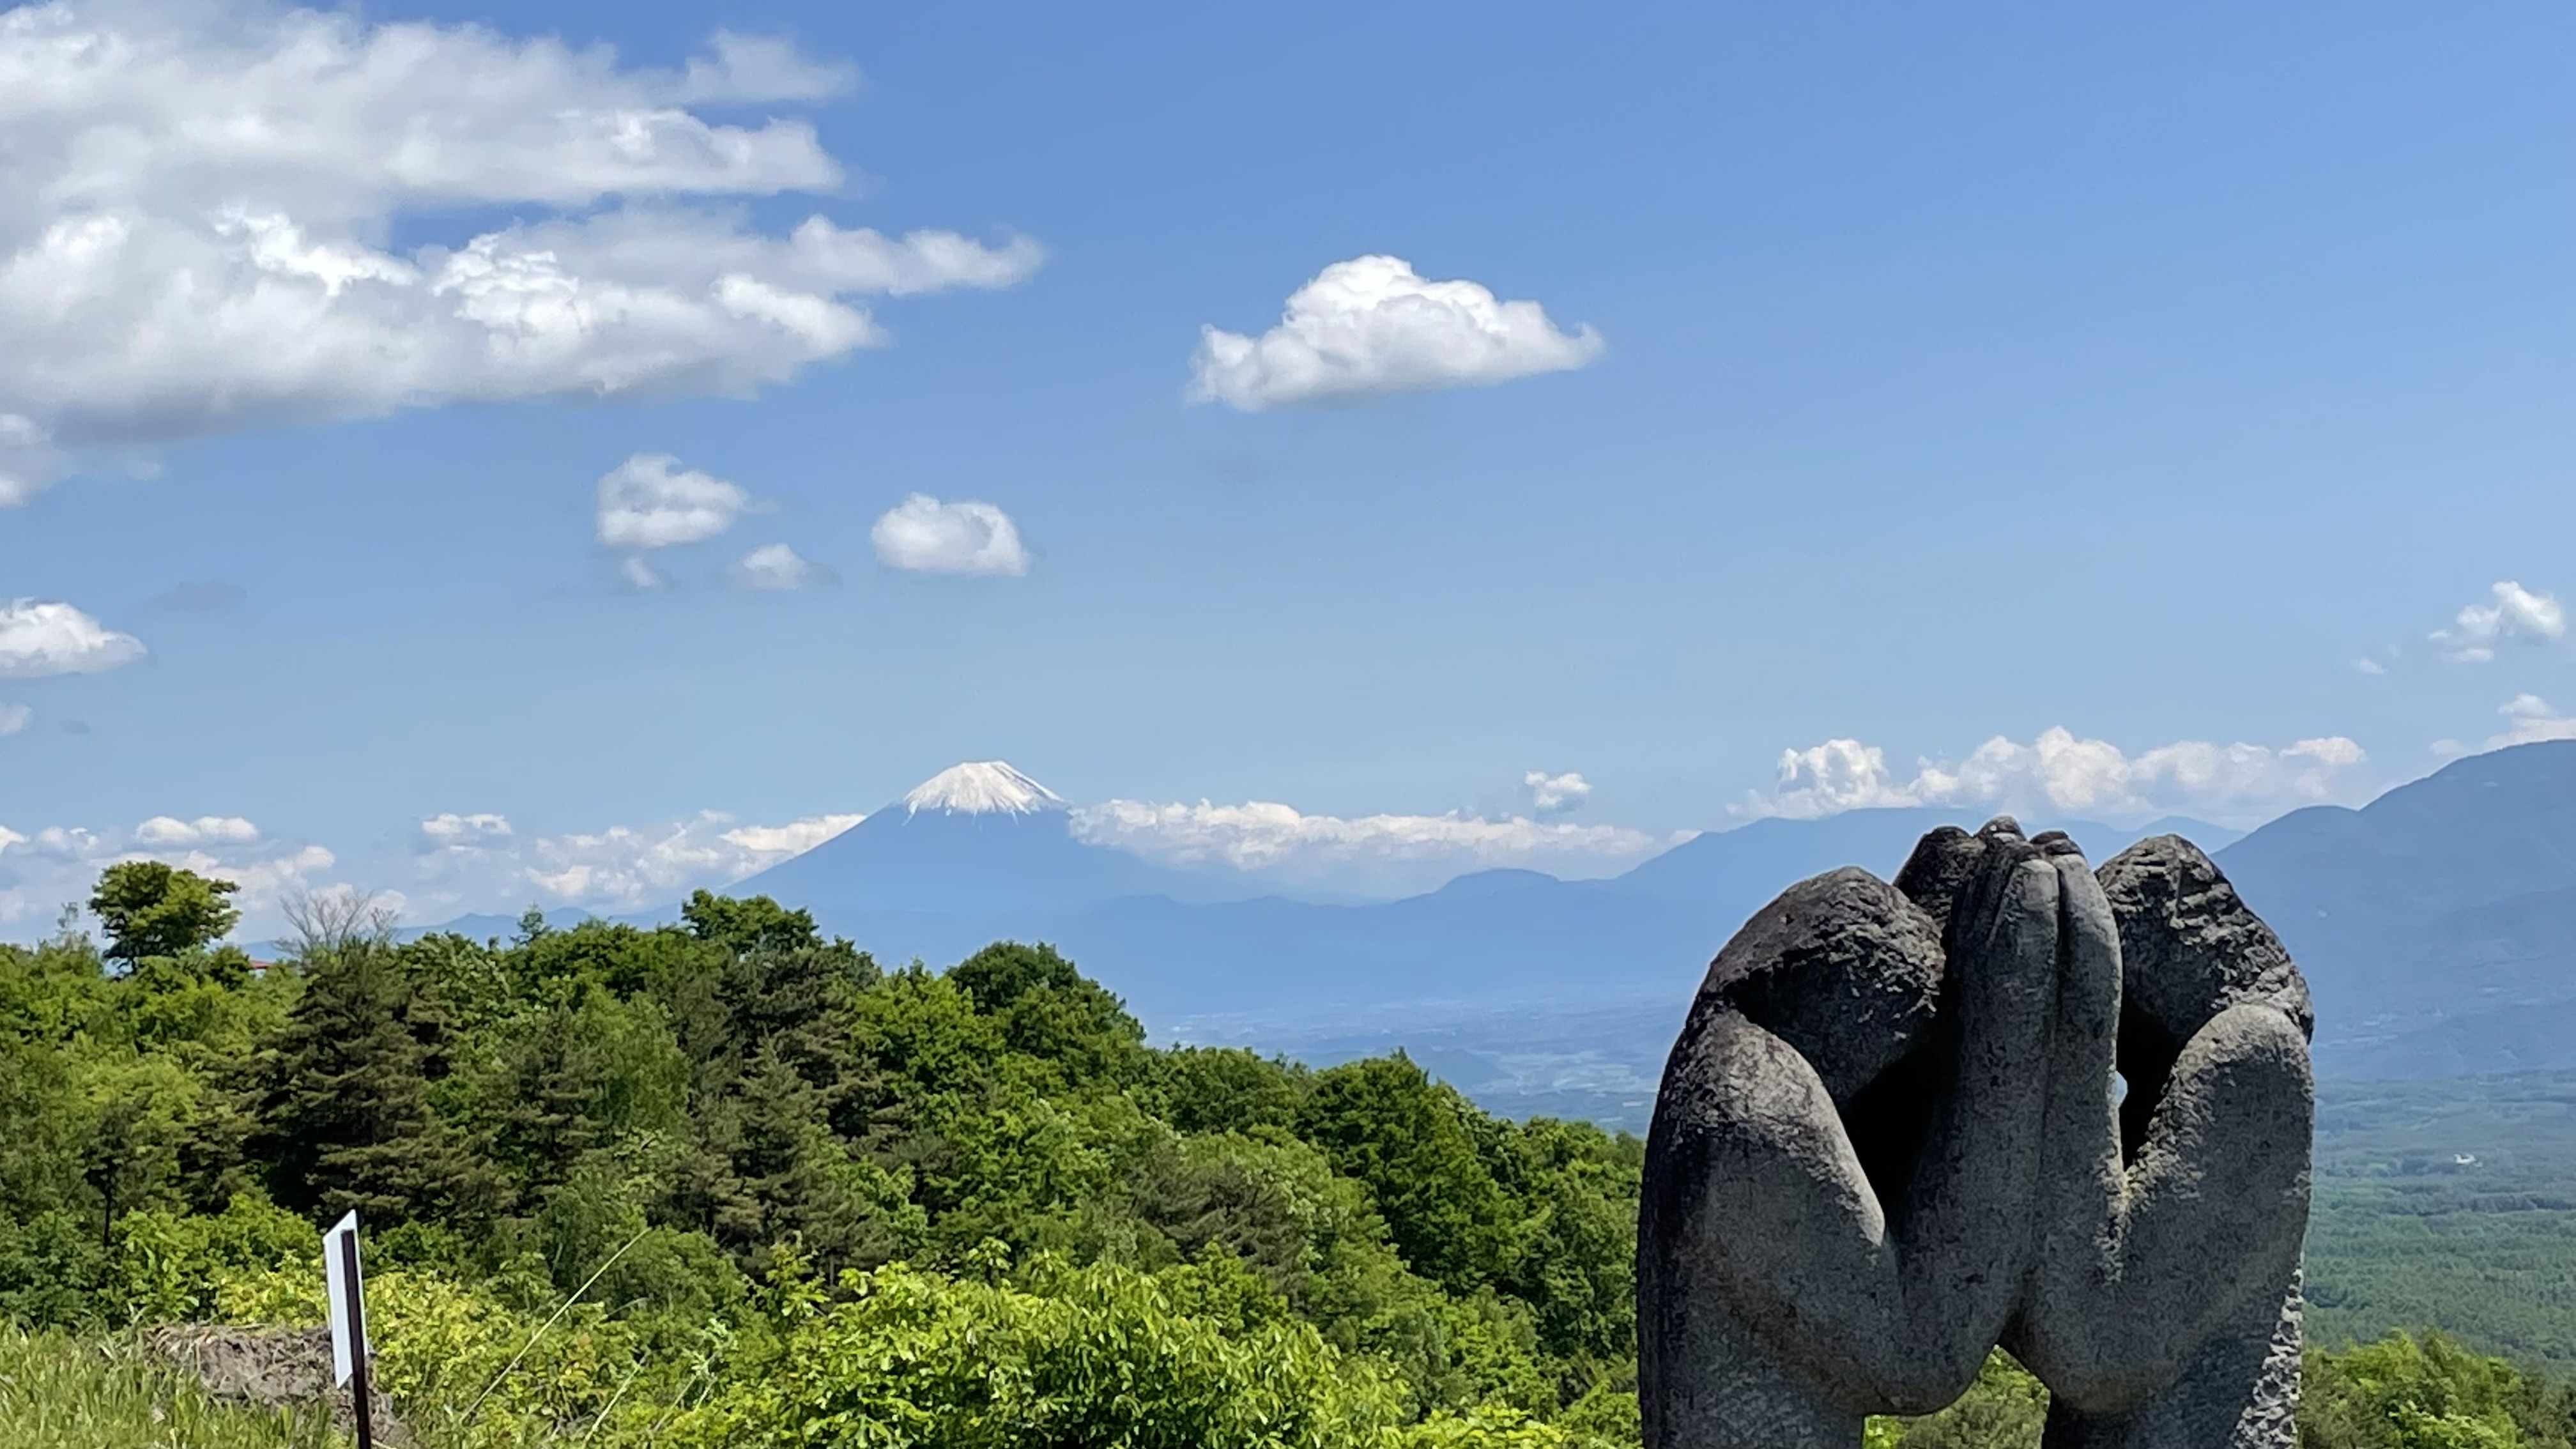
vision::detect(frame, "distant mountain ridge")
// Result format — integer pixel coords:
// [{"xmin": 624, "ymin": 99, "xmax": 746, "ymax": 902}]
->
[
  {"xmin": 2213, "ymin": 740, "xmax": 2576, "ymax": 1077},
  {"xmin": 491, "ymin": 760, "xmax": 2248, "ymax": 1022},
  {"xmin": 405, "ymin": 746, "xmax": 2576, "ymax": 1082}
]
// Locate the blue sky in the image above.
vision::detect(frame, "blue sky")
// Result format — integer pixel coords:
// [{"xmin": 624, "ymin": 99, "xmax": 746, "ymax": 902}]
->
[{"xmin": 0, "ymin": 1, "xmax": 2570, "ymax": 930}]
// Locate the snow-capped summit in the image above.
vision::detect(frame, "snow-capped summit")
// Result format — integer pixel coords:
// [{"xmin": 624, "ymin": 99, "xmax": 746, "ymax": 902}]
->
[
  {"xmin": 901, "ymin": 761, "xmax": 1068, "ymax": 816},
  {"xmin": 736, "ymin": 757, "xmax": 1210, "ymax": 917}
]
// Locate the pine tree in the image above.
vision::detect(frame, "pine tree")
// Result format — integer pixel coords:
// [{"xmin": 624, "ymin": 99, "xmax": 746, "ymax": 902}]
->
[{"xmin": 250, "ymin": 944, "xmax": 499, "ymax": 1225}]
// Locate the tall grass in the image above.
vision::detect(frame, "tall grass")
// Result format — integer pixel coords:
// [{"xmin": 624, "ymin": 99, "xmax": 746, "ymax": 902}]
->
[{"xmin": 0, "ymin": 1328, "xmax": 341, "ymax": 1449}]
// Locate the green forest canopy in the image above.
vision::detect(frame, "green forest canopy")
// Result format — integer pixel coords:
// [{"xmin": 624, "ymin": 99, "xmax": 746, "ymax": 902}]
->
[{"xmin": 0, "ymin": 862, "xmax": 2566, "ymax": 1449}]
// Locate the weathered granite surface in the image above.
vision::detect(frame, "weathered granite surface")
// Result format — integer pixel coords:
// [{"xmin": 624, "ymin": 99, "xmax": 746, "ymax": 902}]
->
[{"xmin": 1639, "ymin": 822, "xmax": 2313, "ymax": 1449}]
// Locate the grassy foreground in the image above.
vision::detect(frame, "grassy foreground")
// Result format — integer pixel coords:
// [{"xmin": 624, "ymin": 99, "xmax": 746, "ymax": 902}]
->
[
  {"xmin": 8, "ymin": 1324, "xmax": 2574, "ymax": 1449},
  {"xmin": 0, "ymin": 1329, "xmax": 332, "ymax": 1449}
]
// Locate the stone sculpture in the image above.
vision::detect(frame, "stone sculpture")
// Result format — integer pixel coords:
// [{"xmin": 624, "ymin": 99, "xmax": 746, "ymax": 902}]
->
[{"xmin": 1639, "ymin": 820, "xmax": 2313, "ymax": 1449}]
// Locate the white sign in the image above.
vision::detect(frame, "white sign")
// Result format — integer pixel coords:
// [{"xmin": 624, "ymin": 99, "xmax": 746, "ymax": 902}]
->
[{"xmin": 322, "ymin": 1210, "xmax": 367, "ymax": 1388}]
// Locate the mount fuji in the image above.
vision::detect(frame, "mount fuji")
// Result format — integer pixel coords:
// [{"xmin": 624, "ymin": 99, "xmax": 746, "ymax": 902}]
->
[{"xmin": 731, "ymin": 762, "xmax": 1252, "ymax": 916}]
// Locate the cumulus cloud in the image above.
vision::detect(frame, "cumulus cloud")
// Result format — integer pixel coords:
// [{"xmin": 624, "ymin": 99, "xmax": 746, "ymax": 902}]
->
[
  {"xmin": 619, "ymin": 556, "xmax": 674, "ymax": 591},
  {"xmin": 1071, "ymin": 798, "xmax": 1675, "ymax": 898},
  {"xmin": 870, "ymin": 494, "xmax": 1030, "ymax": 576},
  {"xmin": 418, "ymin": 812, "xmax": 514, "ymax": 847},
  {"xmin": 596, "ymin": 454, "xmax": 748, "ymax": 549},
  {"xmin": 1743, "ymin": 728, "xmax": 2375, "ymax": 825},
  {"xmin": 412, "ymin": 807, "xmax": 862, "ymax": 912},
  {"xmin": 134, "ymin": 815, "xmax": 261, "ymax": 847},
  {"xmin": 668, "ymin": 31, "xmax": 859, "ymax": 105},
  {"xmin": 0, "ymin": 0, "xmax": 1043, "ymax": 501},
  {"xmin": 730, "ymin": 542, "xmax": 835, "ymax": 590},
  {"xmin": 718, "ymin": 815, "xmax": 863, "ymax": 855},
  {"xmin": 2432, "ymin": 581, "xmax": 2566, "ymax": 662},
  {"xmin": 1189, "ymin": 255, "xmax": 1603, "ymax": 411},
  {"xmin": 2490, "ymin": 695, "xmax": 2576, "ymax": 747},
  {"xmin": 1523, "ymin": 770, "xmax": 1591, "ymax": 814},
  {"xmin": 0, "ymin": 599, "xmax": 146, "ymax": 677},
  {"xmin": 0, "ymin": 703, "xmax": 26, "ymax": 736},
  {"xmin": 0, "ymin": 811, "xmax": 336, "ymax": 932}
]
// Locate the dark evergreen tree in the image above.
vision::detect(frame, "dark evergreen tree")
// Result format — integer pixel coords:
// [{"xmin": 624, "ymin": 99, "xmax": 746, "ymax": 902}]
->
[{"xmin": 250, "ymin": 943, "xmax": 498, "ymax": 1225}]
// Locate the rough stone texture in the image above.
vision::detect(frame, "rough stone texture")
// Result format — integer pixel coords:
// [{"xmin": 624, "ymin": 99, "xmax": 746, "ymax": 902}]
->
[
  {"xmin": 1889, "ymin": 824, "xmax": 1986, "ymax": 937},
  {"xmin": 2011, "ymin": 837, "xmax": 2313, "ymax": 1449},
  {"xmin": 1639, "ymin": 825, "xmax": 2313, "ymax": 1449},
  {"xmin": 1641, "ymin": 823, "xmax": 2062, "ymax": 1446}
]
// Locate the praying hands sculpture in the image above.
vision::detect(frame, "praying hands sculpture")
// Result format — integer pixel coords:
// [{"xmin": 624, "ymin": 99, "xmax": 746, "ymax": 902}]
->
[{"xmin": 1639, "ymin": 820, "xmax": 2312, "ymax": 1449}]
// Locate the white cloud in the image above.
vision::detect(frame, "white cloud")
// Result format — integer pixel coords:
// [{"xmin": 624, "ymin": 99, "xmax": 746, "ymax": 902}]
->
[
  {"xmin": 413, "ymin": 808, "xmax": 863, "ymax": 912},
  {"xmin": 730, "ymin": 542, "xmax": 835, "ymax": 590},
  {"xmin": 596, "ymin": 454, "xmax": 749, "ymax": 549},
  {"xmin": 870, "ymin": 494, "xmax": 1030, "ymax": 576},
  {"xmin": 134, "ymin": 815, "xmax": 261, "ymax": 846},
  {"xmin": 0, "ymin": 0, "xmax": 1043, "ymax": 500},
  {"xmin": 668, "ymin": 31, "xmax": 859, "ymax": 105},
  {"xmin": 2287, "ymin": 736, "xmax": 2367, "ymax": 767},
  {"xmin": 0, "ymin": 811, "xmax": 336, "ymax": 933},
  {"xmin": 719, "ymin": 815, "xmax": 863, "ymax": 855},
  {"xmin": 418, "ymin": 812, "xmax": 514, "ymax": 847},
  {"xmin": 2490, "ymin": 694, "xmax": 2576, "ymax": 747},
  {"xmin": 2432, "ymin": 581, "xmax": 2566, "ymax": 663},
  {"xmin": 1523, "ymin": 770, "xmax": 1591, "ymax": 814},
  {"xmin": 0, "ymin": 703, "xmax": 27, "ymax": 735},
  {"xmin": 0, "ymin": 598, "xmax": 145, "ymax": 677},
  {"xmin": 2354, "ymin": 657, "xmax": 2388, "ymax": 676},
  {"xmin": 1071, "ymin": 797, "xmax": 1675, "ymax": 898},
  {"xmin": 1743, "ymin": 727, "xmax": 2375, "ymax": 825},
  {"xmin": 0, "ymin": 802, "xmax": 862, "ymax": 933},
  {"xmin": 1757, "ymin": 739, "xmax": 1920, "ymax": 816},
  {"xmin": 1189, "ymin": 254, "xmax": 1603, "ymax": 411}
]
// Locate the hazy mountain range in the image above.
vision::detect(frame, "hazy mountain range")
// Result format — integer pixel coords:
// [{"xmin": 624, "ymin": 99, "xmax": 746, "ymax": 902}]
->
[
  {"xmin": 410, "ymin": 746, "xmax": 2576, "ymax": 1087},
  {"xmin": 711, "ymin": 765, "xmax": 2225, "ymax": 1019},
  {"xmin": 2220, "ymin": 739, "xmax": 2576, "ymax": 1078}
]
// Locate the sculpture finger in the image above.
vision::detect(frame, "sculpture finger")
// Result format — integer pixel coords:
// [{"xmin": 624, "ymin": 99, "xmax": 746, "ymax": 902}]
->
[
  {"xmin": 1643, "ymin": 1007, "xmax": 1919, "ymax": 1416},
  {"xmin": 1646, "ymin": 867, "xmax": 1949, "ymax": 1415},
  {"xmin": 1643, "ymin": 855, "xmax": 2051, "ymax": 1436},
  {"xmin": 1879, "ymin": 827, "xmax": 2062, "ymax": 1396},
  {"xmin": 2019, "ymin": 1000, "xmax": 2312, "ymax": 1416},
  {"xmin": 2000, "ymin": 840, "xmax": 2128, "ymax": 1398}
]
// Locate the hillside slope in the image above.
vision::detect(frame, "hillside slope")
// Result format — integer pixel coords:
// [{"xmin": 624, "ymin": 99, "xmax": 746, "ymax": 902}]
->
[{"xmin": 2217, "ymin": 740, "xmax": 2576, "ymax": 1074}]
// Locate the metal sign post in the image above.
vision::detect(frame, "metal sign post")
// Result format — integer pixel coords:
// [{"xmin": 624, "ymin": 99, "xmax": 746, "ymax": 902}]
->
[{"xmin": 323, "ymin": 1210, "xmax": 374, "ymax": 1449}]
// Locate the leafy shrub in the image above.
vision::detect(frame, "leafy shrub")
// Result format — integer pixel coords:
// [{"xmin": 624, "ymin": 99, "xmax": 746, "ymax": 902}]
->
[{"xmin": 671, "ymin": 1254, "xmax": 1401, "ymax": 1449}]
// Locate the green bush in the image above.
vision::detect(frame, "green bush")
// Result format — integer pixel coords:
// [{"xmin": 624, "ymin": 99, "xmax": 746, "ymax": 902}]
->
[
  {"xmin": 2301, "ymin": 1332, "xmax": 2576, "ymax": 1449},
  {"xmin": 669, "ymin": 1254, "xmax": 1398, "ymax": 1449}
]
